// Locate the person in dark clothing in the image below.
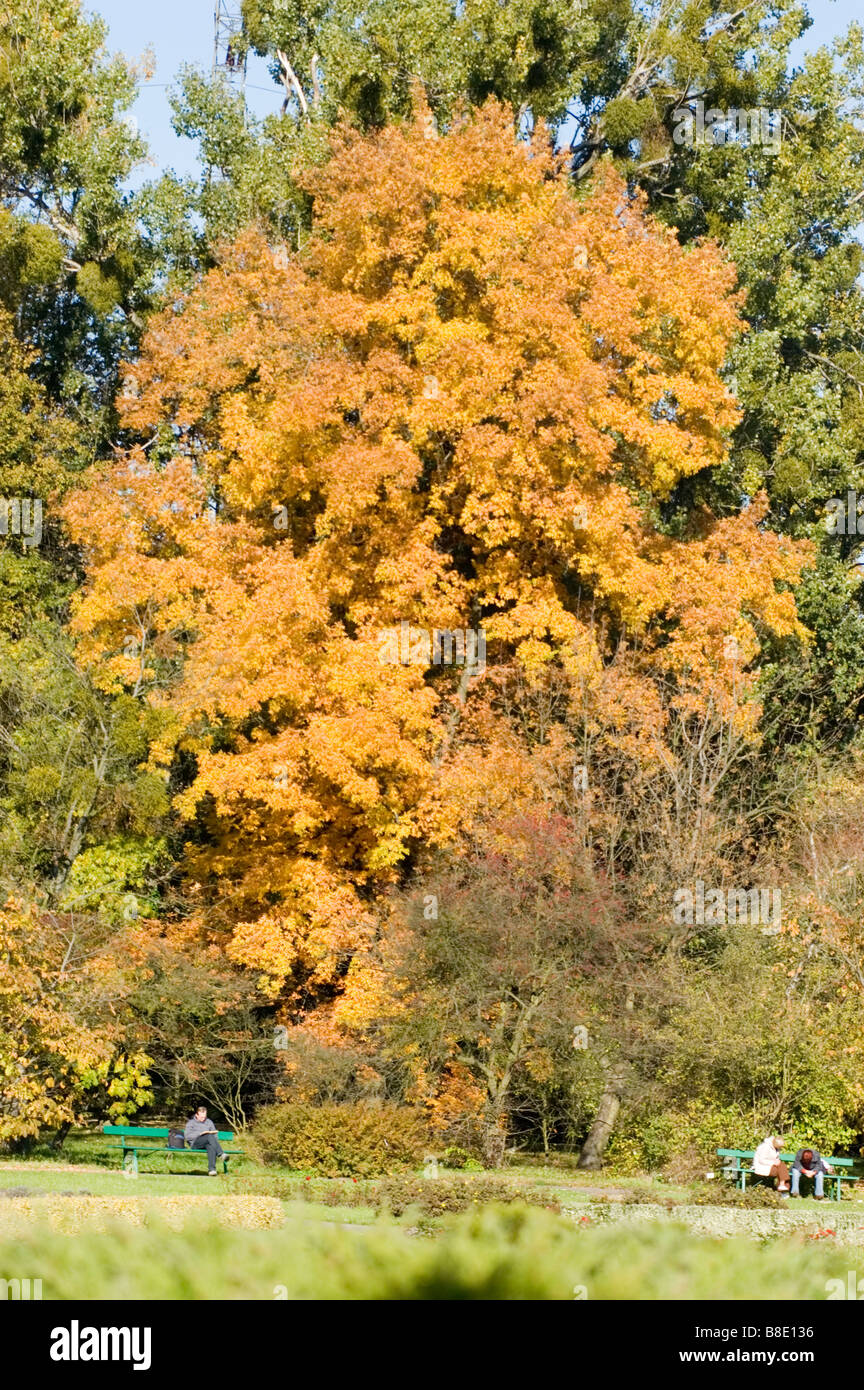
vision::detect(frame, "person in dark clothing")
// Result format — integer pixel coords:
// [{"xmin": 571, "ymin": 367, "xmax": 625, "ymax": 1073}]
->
[
  {"xmin": 184, "ymin": 1105, "xmax": 224, "ymax": 1175},
  {"xmin": 790, "ymin": 1146, "xmax": 833, "ymax": 1199}
]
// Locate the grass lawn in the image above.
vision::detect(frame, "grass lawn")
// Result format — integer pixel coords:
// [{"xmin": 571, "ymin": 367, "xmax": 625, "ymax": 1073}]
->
[{"xmin": 1, "ymin": 1143, "xmax": 855, "ymax": 1217}]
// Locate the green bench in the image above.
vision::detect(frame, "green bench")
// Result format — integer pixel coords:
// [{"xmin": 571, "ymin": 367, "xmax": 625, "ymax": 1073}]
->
[
  {"xmin": 103, "ymin": 1125, "xmax": 243, "ymax": 1175},
  {"xmin": 716, "ymin": 1149, "xmax": 860, "ymax": 1201}
]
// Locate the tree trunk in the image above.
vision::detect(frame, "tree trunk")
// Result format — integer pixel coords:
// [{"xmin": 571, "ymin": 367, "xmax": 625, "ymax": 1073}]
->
[
  {"xmin": 577, "ymin": 1062, "xmax": 626, "ymax": 1170},
  {"xmin": 480, "ymin": 1096, "xmax": 509, "ymax": 1167},
  {"xmin": 52, "ymin": 1122, "xmax": 71, "ymax": 1150},
  {"xmin": 482, "ymin": 1119, "xmax": 507, "ymax": 1168}
]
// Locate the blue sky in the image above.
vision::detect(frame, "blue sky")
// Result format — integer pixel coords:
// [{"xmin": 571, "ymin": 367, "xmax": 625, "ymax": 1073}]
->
[
  {"xmin": 94, "ymin": 0, "xmax": 280, "ymax": 183},
  {"xmin": 91, "ymin": 0, "xmax": 863, "ymax": 182}
]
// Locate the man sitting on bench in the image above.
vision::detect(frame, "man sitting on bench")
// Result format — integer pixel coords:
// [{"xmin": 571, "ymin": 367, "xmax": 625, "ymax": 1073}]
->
[
  {"xmin": 184, "ymin": 1105, "xmax": 224, "ymax": 1176},
  {"xmin": 790, "ymin": 1146, "xmax": 833, "ymax": 1200}
]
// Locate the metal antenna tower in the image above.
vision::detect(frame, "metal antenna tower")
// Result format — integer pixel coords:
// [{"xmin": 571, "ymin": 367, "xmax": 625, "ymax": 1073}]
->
[{"xmin": 213, "ymin": 1, "xmax": 247, "ymax": 91}]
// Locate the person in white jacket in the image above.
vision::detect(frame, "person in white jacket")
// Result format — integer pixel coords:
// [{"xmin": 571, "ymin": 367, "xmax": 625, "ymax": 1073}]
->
[{"xmin": 752, "ymin": 1135, "xmax": 790, "ymax": 1194}]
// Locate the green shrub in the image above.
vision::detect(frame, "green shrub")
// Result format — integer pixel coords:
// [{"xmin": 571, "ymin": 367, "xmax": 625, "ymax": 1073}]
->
[
  {"xmin": 363, "ymin": 1175, "xmax": 559, "ymax": 1217},
  {"xmin": 1, "ymin": 1204, "xmax": 859, "ymax": 1299},
  {"xmin": 607, "ymin": 1101, "xmax": 760, "ymax": 1175},
  {"xmin": 690, "ymin": 1183, "xmax": 786, "ymax": 1210},
  {"xmin": 608, "ymin": 1095, "xmax": 859, "ymax": 1178},
  {"xmin": 251, "ymin": 1102, "xmax": 429, "ymax": 1176},
  {"xmin": 440, "ymin": 1146, "xmax": 483, "ymax": 1171},
  {"xmin": 223, "ymin": 1171, "xmax": 557, "ymax": 1215},
  {"xmin": 608, "ymin": 1182, "xmax": 784, "ymax": 1210}
]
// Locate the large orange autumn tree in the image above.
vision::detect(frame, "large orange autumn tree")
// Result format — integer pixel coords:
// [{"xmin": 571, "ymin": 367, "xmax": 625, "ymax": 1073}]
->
[{"xmin": 65, "ymin": 100, "xmax": 809, "ymax": 1010}]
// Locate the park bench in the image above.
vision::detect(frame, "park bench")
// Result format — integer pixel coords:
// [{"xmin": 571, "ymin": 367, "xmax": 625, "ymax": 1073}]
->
[
  {"xmin": 103, "ymin": 1125, "xmax": 243, "ymax": 1175},
  {"xmin": 716, "ymin": 1148, "xmax": 860, "ymax": 1201}
]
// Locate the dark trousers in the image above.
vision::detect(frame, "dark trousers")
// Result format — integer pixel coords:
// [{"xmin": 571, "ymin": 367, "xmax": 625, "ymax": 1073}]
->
[{"xmin": 191, "ymin": 1133, "xmax": 224, "ymax": 1169}]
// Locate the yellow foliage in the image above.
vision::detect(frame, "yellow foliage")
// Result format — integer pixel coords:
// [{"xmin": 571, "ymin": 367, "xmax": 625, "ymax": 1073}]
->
[
  {"xmin": 65, "ymin": 100, "xmax": 810, "ymax": 1009},
  {"xmin": 0, "ymin": 1195, "xmax": 284, "ymax": 1235}
]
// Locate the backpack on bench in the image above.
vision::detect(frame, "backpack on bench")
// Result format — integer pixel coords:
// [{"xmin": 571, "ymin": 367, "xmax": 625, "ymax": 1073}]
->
[{"xmin": 167, "ymin": 1127, "xmax": 186, "ymax": 1149}]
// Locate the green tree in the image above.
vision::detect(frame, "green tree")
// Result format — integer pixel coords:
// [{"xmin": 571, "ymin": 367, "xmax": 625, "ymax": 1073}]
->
[{"xmin": 0, "ymin": 0, "xmax": 152, "ymax": 431}]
